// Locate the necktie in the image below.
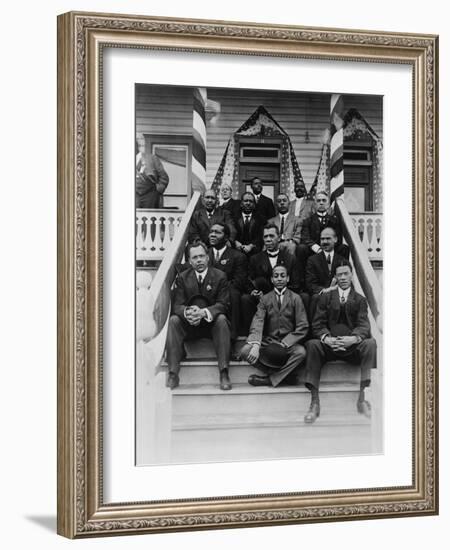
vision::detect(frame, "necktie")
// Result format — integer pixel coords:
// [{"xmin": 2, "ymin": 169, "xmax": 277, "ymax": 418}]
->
[
  {"xmin": 280, "ymin": 216, "xmax": 285, "ymax": 237},
  {"xmin": 198, "ymin": 275, "xmax": 203, "ymax": 291},
  {"xmin": 215, "ymin": 249, "xmax": 220, "ymax": 262},
  {"xmin": 276, "ymin": 293, "xmax": 282, "ymax": 309},
  {"xmin": 340, "ymin": 293, "xmax": 346, "ymax": 304},
  {"xmin": 243, "ymin": 215, "xmax": 250, "ymax": 241},
  {"xmin": 327, "ymin": 253, "xmax": 331, "ymax": 271}
]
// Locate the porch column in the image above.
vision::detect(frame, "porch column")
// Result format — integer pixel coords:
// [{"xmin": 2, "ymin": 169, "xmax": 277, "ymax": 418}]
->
[
  {"xmin": 330, "ymin": 94, "xmax": 345, "ymax": 202},
  {"xmin": 192, "ymin": 87, "xmax": 208, "ymax": 192}
]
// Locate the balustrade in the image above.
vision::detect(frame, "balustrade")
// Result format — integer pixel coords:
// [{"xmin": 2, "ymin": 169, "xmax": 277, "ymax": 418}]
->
[
  {"xmin": 136, "ymin": 209, "xmax": 184, "ymax": 261},
  {"xmin": 350, "ymin": 212, "xmax": 383, "ymax": 261}
]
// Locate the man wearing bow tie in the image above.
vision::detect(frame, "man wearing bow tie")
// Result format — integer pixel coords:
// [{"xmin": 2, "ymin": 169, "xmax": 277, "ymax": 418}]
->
[
  {"xmin": 208, "ymin": 223, "xmax": 248, "ymax": 342},
  {"xmin": 298, "ymin": 191, "xmax": 349, "ymax": 262},
  {"xmin": 302, "ymin": 261, "xmax": 377, "ymax": 423},
  {"xmin": 166, "ymin": 241, "xmax": 232, "ymax": 391},
  {"xmin": 188, "ymin": 189, "xmax": 237, "ymax": 245},
  {"xmin": 240, "ymin": 223, "xmax": 304, "ymax": 335}
]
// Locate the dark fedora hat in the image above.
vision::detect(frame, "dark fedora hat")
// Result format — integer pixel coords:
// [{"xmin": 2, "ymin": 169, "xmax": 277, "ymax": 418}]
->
[
  {"xmin": 259, "ymin": 342, "xmax": 288, "ymax": 369},
  {"xmin": 186, "ymin": 294, "xmax": 210, "ymax": 309}
]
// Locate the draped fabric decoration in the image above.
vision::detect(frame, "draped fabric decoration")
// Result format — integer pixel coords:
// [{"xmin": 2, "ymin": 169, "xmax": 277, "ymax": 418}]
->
[
  {"xmin": 212, "ymin": 105, "xmax": 306, "ymax": 198},
  {"xmin": 192, "ymin": 87, "xmax": 208, "ymax": 193},
  {"xmin": 307, "ymin": 142, "xmax": 330, "ymax": 200},
  {"xmin": 343, "ymin": 108, "xmax": 383, "ymax": 211},
  {"xmin": 329, "ymin": 94, "xmax": 345, "ymax": 203}
]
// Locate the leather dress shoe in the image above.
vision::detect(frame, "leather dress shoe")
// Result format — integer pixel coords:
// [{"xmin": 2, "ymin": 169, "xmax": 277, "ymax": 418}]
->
[
  {"xmin": 220, "ymin": 370, "xmax": 232, "ymax": 390},
  {"xmin": 304, "ymin": 400, "xmax": 320, "ymax": 424},
  {"xmin": 357, "ymin": 399, "xmax": 372, "ymax": 418},
  {"xmin": 167, "ymin": 372, "xmax": 179, "ymax": 390},
  {"xmin": 248, "ymin": 374, "xmax": 272, "ymax": 387}
]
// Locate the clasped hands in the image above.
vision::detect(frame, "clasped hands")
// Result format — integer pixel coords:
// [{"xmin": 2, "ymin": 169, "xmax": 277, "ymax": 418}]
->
[
  {"xmin": 184, "ymin": 305, "xmax": 207, "ymax": 326},
  {"xmin": 323, "ymin": 335, "xmax": 359, "ymax": 351},
  {"xmin": 235, "ymin": 240, "xmax": 254, "ymax": 255}
]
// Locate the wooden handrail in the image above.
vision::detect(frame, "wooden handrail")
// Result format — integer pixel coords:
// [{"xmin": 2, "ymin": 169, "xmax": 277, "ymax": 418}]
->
[
  {"xmin": 335, "ymin": 197, "xmax": 383, "ymax": 333},
  {"xmin": 137, "ymin": 191, "xmax": 201, "ymax": 343}
]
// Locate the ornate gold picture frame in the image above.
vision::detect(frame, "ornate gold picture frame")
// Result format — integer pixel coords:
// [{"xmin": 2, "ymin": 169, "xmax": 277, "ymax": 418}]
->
[{"xmin": 57, "ymin": 11, "xmax": 438, "ymax": 538}]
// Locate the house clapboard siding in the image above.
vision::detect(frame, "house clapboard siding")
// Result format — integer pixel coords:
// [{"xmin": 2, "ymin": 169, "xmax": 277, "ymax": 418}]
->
[{"xmin": 136, "ymin": 84, "xmax": 382, "ymax": 196}]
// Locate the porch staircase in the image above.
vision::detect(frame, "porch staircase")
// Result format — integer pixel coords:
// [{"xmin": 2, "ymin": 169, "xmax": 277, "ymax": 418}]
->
[{"xmin": 163, "ymin": 337, "xmax": 378, "ymax": 465}]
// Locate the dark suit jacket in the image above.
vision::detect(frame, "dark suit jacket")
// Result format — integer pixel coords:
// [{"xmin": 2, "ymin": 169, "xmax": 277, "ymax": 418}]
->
[
  {"xmin": 301, "ymin": 212, "xmax": 343, "ymax": 248},
  {"xmin": 172, "ymin": 267, "xmax": 230, "ymax": 321},
  {"xmin": 247, "ymin": 289, "xmax": 309, "ymax": 348},
  {"xmin": 208, "ymin": 247, "xmax": 248, "ymax": 293},
  {"xmin": 254, "ymin": 194, "xmax": 276, "ymax": 222},
  {"xmin": 234, "ymin": 212, "xmax": 265, "ymax": 253},
  {"xmin": 188, "ymin": 206, "xmax": 237, "ymax": 245},
  {"xmin": 248, "ymin": 248, "xmax": 301, "ymax": 293},
  {"xmin": 135, "ymin": 153, "xmax": 169, "ymax": 208},
  {"xmin": 305, "ymin": 251, "xmax": 346, "ymax": 295},
  {"xmin": 312, "ymin": 288, "xmax": 371, "ymax": 340},
  {"xmin": 220, "ymin": 198, "xmax": 241, "ymax": 221},
  {"xmin": 268, "ymin": 213, "xmax": 302, "ymax": 244}
]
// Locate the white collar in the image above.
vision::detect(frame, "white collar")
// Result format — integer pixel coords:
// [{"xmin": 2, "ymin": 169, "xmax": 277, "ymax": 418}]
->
[
  {"xmin": 279, "ymin": 212, "xmax": 288, "ymax": 219},
  {"xmin": 196, "ymin": 268, "xmax": 208, "ymax": 280},
  {"xmin": 214, "ymin": 246, "xmax": 227, "ymax": 257},
  {"xmin": 267, "ymin": 250, "xmax": 280, "ymax": 257},
  {"xmin": 338, "ymin": 286, "xmax": 351, "ymax": 299},
  {"xmin": 324, "ymin": 250, "xmax": 334, "ymax": 260},
  {"xmin": 242, "ymin": 212, "xmax": 252, "ymax": 219},
  {"xmin": 274, "ymin": 287, "xmax": 287, "ymax": 296},
  {"xmin": 317, "ymin": 211, "xmax": 327, "ymax": 217}
]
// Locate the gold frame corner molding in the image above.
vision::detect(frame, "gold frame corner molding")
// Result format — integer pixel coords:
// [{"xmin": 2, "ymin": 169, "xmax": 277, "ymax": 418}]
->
[{"xmin": 57, "ymin": 11, "xmax": 438, "ymax": 539}]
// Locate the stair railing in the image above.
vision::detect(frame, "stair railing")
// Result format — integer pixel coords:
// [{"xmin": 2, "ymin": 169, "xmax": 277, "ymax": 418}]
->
[
  {"xmin": 136, "ymin": 191, "xmax": 201, "ymax": 465},
  {"xmin": 335, "ymin": 197, "xmax": 383, "ymax": 334}
]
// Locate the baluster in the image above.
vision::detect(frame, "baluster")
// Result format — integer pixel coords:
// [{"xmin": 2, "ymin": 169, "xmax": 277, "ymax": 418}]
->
[
  {"xmin": 136, "ymin": 214, "xmax": 145, "ymax": 254},
  {"xmin": 153, "ymin": 215, "xmax": 163, "ymax": 252},
  {"xmin": 360, "ymin": 217, "xmax": 371, "ymax": 257},
  {"xmin": 161, "ymin": 217, "xmax": 172, "ymax": 251},
  {"xmin": 375, "ymin": 216, "xmax": 383, "ymax": 260},
  {"xmin": 366, "ymin": 218, "xmax": 374, "ymax": 255},
  {"xmin": 357, "ymin": 217, "xmax": 365, "ymax": 243},
  {"xmin": 142, "ymin": 216, "xmax": 153, "ymax": 259}
]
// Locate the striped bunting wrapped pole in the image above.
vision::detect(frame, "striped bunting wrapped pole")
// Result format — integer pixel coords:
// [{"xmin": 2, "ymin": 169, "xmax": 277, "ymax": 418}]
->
[
  {"xmin": 192, "ymin": 87, "xmax": 208, "ymax": 193},
  {"xmin": 329, "ymin": 94, "xmax": 345, "ymax": 203}
]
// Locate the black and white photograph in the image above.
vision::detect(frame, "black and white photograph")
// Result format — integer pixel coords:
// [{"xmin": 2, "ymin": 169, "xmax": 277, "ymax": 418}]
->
[{"xmin": 135, "ymin": 84, "xmax": 383, "ymax": 466}]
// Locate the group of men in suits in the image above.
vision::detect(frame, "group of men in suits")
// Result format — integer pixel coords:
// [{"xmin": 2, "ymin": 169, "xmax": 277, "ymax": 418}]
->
[{"xmin": 165, "ymin": 180, "xmax": 376, "ymax": 423}]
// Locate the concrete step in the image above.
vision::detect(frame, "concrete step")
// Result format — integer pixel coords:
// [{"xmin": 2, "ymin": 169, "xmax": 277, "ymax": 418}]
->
[
  {"xmin": 173, "ymin": 410, "xmax": 371, "ymax": 430},
  {"xmin": 172, "ymin": 382, "xmax": 364, "ymax": 419},
  {"xmin": 169, "ymin": 360, "xmax": 362, "ymax": 385},
  {"xmin": 169, "ymin": 423, "xmax": 377, "ymax": 464}
]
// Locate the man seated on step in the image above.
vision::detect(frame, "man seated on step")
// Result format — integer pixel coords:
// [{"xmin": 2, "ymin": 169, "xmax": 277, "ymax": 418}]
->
[
  {"xmin": 188, "ymin": 188, "xmax": 237, "ymax": 246},
  {"xmin": 166, "ymin": 241, "xmax": 232, "ymax": 391},
  {"xmin": 208, "ymin": 222, "xmax": 248, "ymax": 347},
  {"xmin": 268, "ymin": 193, "xmax": 302, "ymax": 259},
  {"xmin": 240, "ymin": 223, "xmax": 306, "ymax": 335},
  {"xmin": 239, "ymin": 265, "xmax": 309, "ymax": 387},
  {"xmin": 302, "ymin": 260, "xmax": 377, "ymax": 424},
  {"xmin": 305, "ymin": 227, "xmax": 347, "ymax": 318}
]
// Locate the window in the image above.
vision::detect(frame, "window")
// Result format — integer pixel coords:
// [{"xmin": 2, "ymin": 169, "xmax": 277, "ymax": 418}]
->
[{"xmin": 145, "ymin": 134, "xmax": 192, "ymax": 210}]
